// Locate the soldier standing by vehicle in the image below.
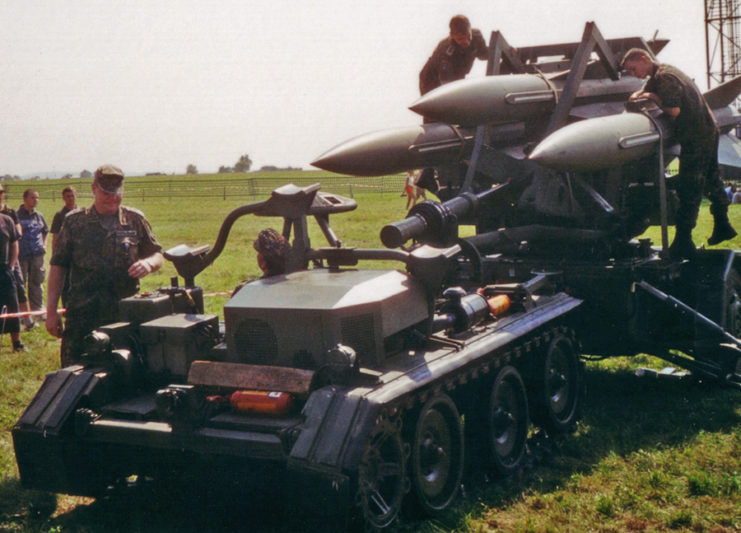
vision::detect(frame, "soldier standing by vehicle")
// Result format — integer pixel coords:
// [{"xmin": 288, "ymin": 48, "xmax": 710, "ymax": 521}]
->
[
  {"xmin": 419, "ymin": 15, "xmax": 489, "ymax": 96},
  {"xmin": 45, "ymin": 165, "xmax": 164, "ymax": 367},
  {"xmin": 417, "ymin": 15, "xmax": 488, "ymax": 193},
  {"xmin": 621, "ymin": 48, "xmax": 737, "ymax": 258}
]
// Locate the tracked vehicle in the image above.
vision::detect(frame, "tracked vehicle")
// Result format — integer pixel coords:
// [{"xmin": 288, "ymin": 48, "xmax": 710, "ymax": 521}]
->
[{"xmin": 13, "ymin": 24, "xmax": 741, "ymax": 530}]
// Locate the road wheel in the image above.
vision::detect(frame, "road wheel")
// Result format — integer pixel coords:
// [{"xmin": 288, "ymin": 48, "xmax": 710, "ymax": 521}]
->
[
  {"xmin": 409, "ymin": 394, "xmax": 464, "ymax": 515},
  {"xmin": 489, "ymin": 365, "xmax": 529, "ymax": 474},
  {"xmin": 531, "ymin": 334, "xmax": 583, "ymax": 433}
]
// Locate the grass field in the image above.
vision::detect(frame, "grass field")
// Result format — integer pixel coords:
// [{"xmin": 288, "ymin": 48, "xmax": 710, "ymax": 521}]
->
[{"xmin": 0, "ymin": 175, "xmax": 739, "ymax": 532}]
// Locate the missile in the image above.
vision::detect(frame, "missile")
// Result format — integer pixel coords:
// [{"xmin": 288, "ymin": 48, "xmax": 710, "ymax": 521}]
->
[
  {"xmin": 527, "ymin": 111, "xmax": 674, "ymax": 172},
  {"xmin": 311, "ymin": 123, "xmax": 477, "ymax": 176},
  {"xmin": 529, "ymin": 76, "xmax": 741, "ymax": 173},
  {"xmin": 409, "ymin": 73, "xmax": 643, "ymax": 127}
]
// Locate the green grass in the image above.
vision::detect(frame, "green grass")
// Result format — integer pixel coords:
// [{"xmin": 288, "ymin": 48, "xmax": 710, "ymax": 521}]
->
[{"xmin": 0, "ymin": 176, "xmax": 740, "ymax": 532}]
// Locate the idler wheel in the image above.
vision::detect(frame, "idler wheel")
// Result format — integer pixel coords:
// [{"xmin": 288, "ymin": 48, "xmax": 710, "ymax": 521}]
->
[
  {"xmin": 409, "ymin": 394, "xmax": 464, "ymax": 515},
  {"xmin": 489, "ymin": 365, "xmax": 529, "ymax": 474},
  {"xmin": 356, "ymin": 416, "xmax": 409, "ymax": 530}
]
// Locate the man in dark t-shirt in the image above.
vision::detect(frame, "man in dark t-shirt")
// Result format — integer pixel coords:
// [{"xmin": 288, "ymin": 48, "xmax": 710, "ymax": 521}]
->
[
  {"xmin": 49, "ymin": 186, "xmax": 77, "ymax": 306},
  {"xmin": 50, "ymin": 186, "xmax": 77, "ymax": 251},
  {"xmin": 622, "ymin": 48, "xmax": 737, "ymax": 258}
]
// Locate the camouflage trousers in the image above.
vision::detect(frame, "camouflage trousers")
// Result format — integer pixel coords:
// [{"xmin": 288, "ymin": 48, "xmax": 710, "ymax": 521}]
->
[{"xmin": 674, "ymin": 139, "xmax": 728, "ymax": 233}]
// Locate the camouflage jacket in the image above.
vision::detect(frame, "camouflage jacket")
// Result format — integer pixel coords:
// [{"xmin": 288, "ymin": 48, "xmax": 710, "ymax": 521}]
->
[
  {"xmin": 644, "ymin": 64, "xmax": 718, "ymax": 151},
  {"xmin": 419, "ymin": 28, "xmax": 488, "ymax": 95},
  {"xmin": 50, "ymin": 205, "xmax": 162, "ymax": 315}
]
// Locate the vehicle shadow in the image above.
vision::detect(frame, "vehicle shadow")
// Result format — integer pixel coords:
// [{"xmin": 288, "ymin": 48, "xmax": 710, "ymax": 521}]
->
[
  {"xmin": 444, "ymin": 362, "xmax": 741, "ymax": 529},
  {"xmin": 3, "ymin": 364, "xmax": 739, "ymax": 532}
]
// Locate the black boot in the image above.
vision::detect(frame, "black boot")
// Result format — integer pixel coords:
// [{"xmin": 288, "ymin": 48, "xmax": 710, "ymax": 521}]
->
[
  {"xmin": 708, "ymin": 212, "xmax": 737, "ymax": 245},
  {"xmin": 669, "ymin": 228, "xmax": 697, "ymax": 259}
]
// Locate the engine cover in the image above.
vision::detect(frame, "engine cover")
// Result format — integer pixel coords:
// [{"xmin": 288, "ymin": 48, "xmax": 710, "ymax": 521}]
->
[{"xmin": 224, "ymin": 269, "xmax": 428, "ymax": 369}]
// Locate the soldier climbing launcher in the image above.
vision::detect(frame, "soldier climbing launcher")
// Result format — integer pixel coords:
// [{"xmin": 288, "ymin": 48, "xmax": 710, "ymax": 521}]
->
[{"xmin": 13, "ymin": 23, "xmax": 741, "ymax": 530}]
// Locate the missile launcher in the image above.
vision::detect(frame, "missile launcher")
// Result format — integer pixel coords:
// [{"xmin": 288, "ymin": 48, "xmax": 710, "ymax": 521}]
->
[{"xmin": 13, "ymin": 22, "xmax": 741, "ymax": 531}]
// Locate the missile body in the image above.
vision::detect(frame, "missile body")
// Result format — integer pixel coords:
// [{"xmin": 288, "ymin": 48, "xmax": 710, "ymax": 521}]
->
[
  {"xmin": 312, "ymin": 123, "xmax": 477, "ymax": 176},
  {"xmin": 410, "ymin": 74, "xmax": 643, "ymax": 127},
  {"xmin": 528, "ymin": 111, "xmax": 675, "ymax": 172},
  {"xmin": 528, "ymin": 76, "xmax": 741, "ymax": 173}
]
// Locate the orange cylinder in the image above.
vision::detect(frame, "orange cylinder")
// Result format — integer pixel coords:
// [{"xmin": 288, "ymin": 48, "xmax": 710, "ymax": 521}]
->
[
  {"xmin": 486, "ymin": 294, "xmax": 511, "ymax": 317},
  {"xmin": 230, "ymin": 390, "xmax": 294, "ymax": 415}
]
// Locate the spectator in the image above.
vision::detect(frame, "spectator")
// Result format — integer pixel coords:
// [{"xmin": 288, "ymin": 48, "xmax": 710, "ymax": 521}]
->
[
  {"xmin": 49, "ymin": 186, "xmax": 77, "ymax": 307},
  {"xmin": 50, "ymin": 186, "xmax": 77, "ymax": 251},
  {"xmin": 404, "ymin": 171, "xmax": 418, "ymax": 210},
  {"xmin": 17, "ymin": 189, "xmax": 48, "ymax": 319},
  {"xmin": 1, "ymin": 189, "xmax": 32, "ymax": 332},
  {"xmin": 0, "ymin": 187, "xmax": 27, "ymax": 349}
]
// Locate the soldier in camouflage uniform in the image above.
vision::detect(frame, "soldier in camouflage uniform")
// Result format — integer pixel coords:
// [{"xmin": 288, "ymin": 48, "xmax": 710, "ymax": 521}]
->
[
  {"xmin": 419, "ymin": 15, "xmax": 489, "ymax": 96},
  {"xmin": 46, "ymin": 165, "xmax": 163, "ymax": 367},
  {"xmin": 622, "ymin": 48, "xmax": 737, "ymax": 258},
  {"xmin": 417, "ymin": 15, "xmax": 489, "ymax": 194}
]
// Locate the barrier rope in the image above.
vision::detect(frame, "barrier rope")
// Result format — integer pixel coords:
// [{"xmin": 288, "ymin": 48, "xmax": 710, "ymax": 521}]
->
[{"xmin": 0, "ymin": 308, "xmax": 65, "ymax": 320}]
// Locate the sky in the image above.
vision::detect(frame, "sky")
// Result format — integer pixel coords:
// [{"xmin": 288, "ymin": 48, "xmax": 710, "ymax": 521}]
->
[{"xmin": 0, "ymin": 0, "xmax": 709, "ymax": 177}]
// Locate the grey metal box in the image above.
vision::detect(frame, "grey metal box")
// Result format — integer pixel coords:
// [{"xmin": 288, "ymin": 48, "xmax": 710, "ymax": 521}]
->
[{"xmin": 140, "ymin": 314, "xmax": 218, "ymax": 377}]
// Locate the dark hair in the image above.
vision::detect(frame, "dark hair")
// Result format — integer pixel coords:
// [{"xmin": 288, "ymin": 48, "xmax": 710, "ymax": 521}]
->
[
  {"xmin": 62, "ymin": 186, "xmax": 76, "ymax": 195},
  {"xmin": 23, "ymin": 189, "xmax": 38, "ymax": 199},
  {"xmin": 254, "ymin": 228, "xmax": 288, "ymax": 275},
  {"xmin": 449, "ymin": 15, "xmax": 471, "ymax": 35}
]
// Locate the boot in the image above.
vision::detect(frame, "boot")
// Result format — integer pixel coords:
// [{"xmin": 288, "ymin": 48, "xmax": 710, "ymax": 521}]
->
[
  {"xmin": 669, "ymin": 228, "xmax": 697, "ymax": 259},
  {"xmin": 708, "ymin": 212, "xmax": 737, "ymax": 245}
]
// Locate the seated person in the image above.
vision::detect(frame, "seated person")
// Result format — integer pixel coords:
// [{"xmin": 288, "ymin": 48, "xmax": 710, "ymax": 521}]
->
[
  {"xmin": 234, "ymin": 228, "xmax": 289, "ymax": 293},
  {"xmin": 254, "ymin": 228, "xmax": 289, "ymax": 277}
]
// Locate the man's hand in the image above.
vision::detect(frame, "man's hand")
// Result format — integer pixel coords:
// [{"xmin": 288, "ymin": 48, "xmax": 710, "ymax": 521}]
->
[
  {"xmin": 628, "ymin": 89, "xmax": 646, "ymax": 102},
  {"xmin": 128, "ymin": 258, "xmax": 153, "ymax": 279},
  {"xmin": 46, "ymin": 310, "xmax": 63, "ymax": 338}
]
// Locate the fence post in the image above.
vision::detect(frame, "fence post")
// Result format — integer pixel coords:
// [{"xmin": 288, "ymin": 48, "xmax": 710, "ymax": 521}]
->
[{"xmin": 223, "ymin": 186, "xmax": 226, "ymax": 200}]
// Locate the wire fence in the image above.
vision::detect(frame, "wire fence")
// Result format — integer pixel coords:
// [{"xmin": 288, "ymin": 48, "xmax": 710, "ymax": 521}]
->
[{"xmin": 3, "ymin": 174, "xmax": 407, "ymax": 202}]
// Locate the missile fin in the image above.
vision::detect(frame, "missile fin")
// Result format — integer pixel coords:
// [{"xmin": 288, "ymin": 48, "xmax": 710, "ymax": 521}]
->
[{"xmin": 704, "ymin": 75, "xmax": 741, "ymax": 109}]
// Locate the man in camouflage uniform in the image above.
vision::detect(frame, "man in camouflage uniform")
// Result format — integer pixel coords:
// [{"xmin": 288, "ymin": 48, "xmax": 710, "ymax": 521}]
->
[
  {"xmin": 622, "ymin": 48, "xmax": 737, "ymax": 258},
  {"xmin": 46, "ymin": 165, "xmax": 163, "ymax": 367},
  {"xmin": 419, "ymin": 15, "xmax": 489, "ymax": 96},
  {"xmin": 417, "ymin": 15, "xmax": 488, "ymax": 194}
]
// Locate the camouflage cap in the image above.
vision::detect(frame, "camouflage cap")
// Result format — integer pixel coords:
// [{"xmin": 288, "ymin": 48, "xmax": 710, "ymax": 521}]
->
[
  {"xmin": 94, "ymin": 164, "xmax": 124, "ymax": 194},
  {"xmin": 253, "ymin": 228, "xmax": 287, "ymax": 257}
]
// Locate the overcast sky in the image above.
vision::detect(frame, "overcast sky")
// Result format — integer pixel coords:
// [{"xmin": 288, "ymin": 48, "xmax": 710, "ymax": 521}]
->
[{"xmin": 0, "ymin": 0, "xmax": 707, "ymax": 176}]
